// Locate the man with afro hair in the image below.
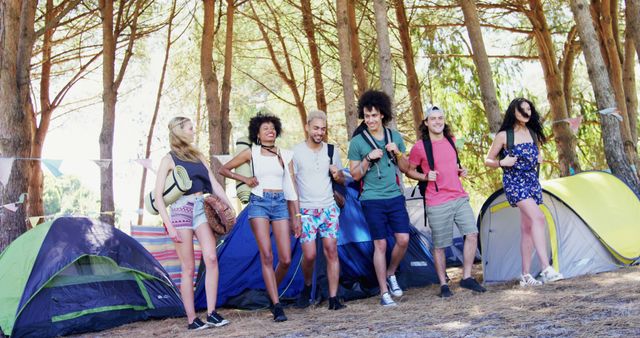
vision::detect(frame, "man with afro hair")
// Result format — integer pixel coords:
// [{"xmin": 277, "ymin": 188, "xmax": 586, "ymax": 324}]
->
[{"xmin": 347, "ymin": 90, "xmax": 411, "ymax": 307}]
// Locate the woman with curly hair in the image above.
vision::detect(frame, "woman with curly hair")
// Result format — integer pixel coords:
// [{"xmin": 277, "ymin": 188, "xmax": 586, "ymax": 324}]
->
[
  {"xmin": 154, "ymin": 116, "xmax": 232, "ymax": 330},
  {"xmin": 219, "ymin": 113, "xmax": 301, "ymax": 322},
  {"xmin": 484, "ymin": 98, "xmax": 563, "ymax": 286}
]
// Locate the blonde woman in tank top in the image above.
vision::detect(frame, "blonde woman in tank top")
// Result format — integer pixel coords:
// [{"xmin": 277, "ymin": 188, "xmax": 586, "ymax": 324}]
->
[
  {"xmin": 154, "ymin": 117, "xmax": 232, "ymax": 330},
  {"xmin": 219, "ymin": 113, "xmax": 301, "ymax": 322}
]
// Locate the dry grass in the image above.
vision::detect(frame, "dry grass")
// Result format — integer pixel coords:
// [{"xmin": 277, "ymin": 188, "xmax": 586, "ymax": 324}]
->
[{"xmin": 78, "ymin": 265, "xmax": 640, "ymax": 337}]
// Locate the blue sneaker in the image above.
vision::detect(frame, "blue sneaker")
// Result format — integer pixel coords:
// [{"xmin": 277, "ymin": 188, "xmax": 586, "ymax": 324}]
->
[{"xmin": 380, "ymin": 292, "xmax": 397, "ymax": 307}]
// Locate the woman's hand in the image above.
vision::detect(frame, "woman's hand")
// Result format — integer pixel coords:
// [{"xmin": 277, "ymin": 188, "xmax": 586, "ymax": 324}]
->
[
  {"xmin": 243, "ymin": 176, "xmax": 259, "ymax": 188},
  {"xmin": 291, "ymin": 216, "xmax": 302, "ymax": 238},
  {"xmin": 500, "ymin": 155, "xmax": 518, "ymax": 167},
  {"xmin": 166, "ymin": 224, "xmax": 183, "ymax": 243}
]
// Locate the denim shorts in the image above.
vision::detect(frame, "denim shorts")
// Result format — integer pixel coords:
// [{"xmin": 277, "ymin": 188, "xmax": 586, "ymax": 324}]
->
[
  {"xmin": 170, "ymin": 194, "xmax": 207, "ymax": 230},
  {"xmin": 360, "ymin": 195, "xmax": 410, "ymax": 240},
  {"xmin": 247, "ymin": 192, "xmax": 290, "ymax": 221}
]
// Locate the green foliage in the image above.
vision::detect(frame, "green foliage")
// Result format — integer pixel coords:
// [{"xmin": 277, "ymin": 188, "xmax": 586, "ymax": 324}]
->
[{"xmin": 43, "ymin": 175, "xmax": 100, "ymax": 216}]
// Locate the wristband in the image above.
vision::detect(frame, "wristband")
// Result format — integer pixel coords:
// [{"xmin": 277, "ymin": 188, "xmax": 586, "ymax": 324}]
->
[
  {"xmin": 498, "ymin": 159, "xmax": 503, "ymax": 168},
  {"xmin": 365, "ymin": 154, "xmax": 372, "ymax": 162}
]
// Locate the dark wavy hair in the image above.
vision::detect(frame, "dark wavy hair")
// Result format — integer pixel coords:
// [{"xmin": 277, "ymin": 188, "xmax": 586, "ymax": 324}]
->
[
  {"xmin": 357, "ymin": 90, "xmax": 393, "ymax": 125},
  {"xmin": 499, "ymin": 98, "xmax": 546, "ymax": 144},
  {"xmin": 248, "ymin": 112, "xmax": 282, "ymax": 144},
  {"xmin": 419, "ymin": 122, "xmax": 453, "ymax": 142}
]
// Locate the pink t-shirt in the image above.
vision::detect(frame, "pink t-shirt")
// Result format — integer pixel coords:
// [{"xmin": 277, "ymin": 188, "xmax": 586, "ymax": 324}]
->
[{"xmin": 408, "ymin": 137, "xmax": 468, "ymax": 206}]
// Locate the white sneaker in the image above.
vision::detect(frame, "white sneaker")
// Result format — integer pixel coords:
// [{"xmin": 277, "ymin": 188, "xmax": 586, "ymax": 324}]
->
[
  {"xmin": 386, "ymin": 275, "xmax": 403, "ymax": 297},
  {"xmin": 519, "ymin": 273, "xmax": 542, "ymax": 287},
  {"xmin": 539, "ymin": 266, "xmax": 564, "ymax": 283},
  {"xmin": 380, "ymin": 292, "xmax": 397, "ymax": 306}
]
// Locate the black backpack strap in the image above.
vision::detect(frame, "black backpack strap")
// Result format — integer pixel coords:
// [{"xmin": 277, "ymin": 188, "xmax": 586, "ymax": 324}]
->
[
  {"xmin": 384, "ymin": 127, "xmax": 397, "ymax": 165},
  {"xmin": 527, "ymin": 127, "xmax": 541, "ymax": 178},
  {"xmin": 422, "ymin": 137, "xmax": 438, "ymax": 192},
  {"xmin": 327, "ymin": 143, "xmax": 334, "ymax": 165},
  {"xmin": 445, "ymin": 136, "xmax": 460, "ymax": 168},
  {"xmin": 506, "ymin": 128, "xmax": 514, "ymax": 153}
]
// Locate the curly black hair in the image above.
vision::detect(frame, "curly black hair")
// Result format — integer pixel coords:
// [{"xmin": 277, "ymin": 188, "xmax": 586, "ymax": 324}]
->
[
  {"xmin": 248, "ymin": 112, "xmax": 282, "ymax": 144},
  {"xmin": 357, "ymin": 90, "xmax": 393, "ymax": 125},
  {"xmin": 499, "ymin": 98, "xmax": 546, "ymax": 144}
]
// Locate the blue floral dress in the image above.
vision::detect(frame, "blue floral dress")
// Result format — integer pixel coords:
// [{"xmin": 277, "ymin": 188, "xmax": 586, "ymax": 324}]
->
[{"xmin": 502, "ymin": 142, "xmax": 543, "ymax": 207}]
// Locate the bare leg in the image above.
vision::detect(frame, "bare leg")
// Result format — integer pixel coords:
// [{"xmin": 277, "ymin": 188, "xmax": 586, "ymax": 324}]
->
[
  {"xmin": 194, "ymin": 223, "xmax": 219, "ymax": 314},
  {"xmin": 373, "ymin": 239, "xmax": 388, "ymax": 294},
  {"xmin": 322, "ymin": 237, "xmax": 340, "ymax": 297},
  {"xmin": 300, "ymin": 240, "xmax": 317, "ymax": 286},
  {"xmin": 250, "ymin": 218, "xmax": 279, "ymax": 304},
  {"xmin": 517, "ymin": 199, "xmax": 549, "ymax": 274},
  {"xmin": 386, "ymin": 233, "xmax": 409, "ymax": 277},
  {"xmin": 519, "ymin": 199, "xmax": 550, "ymax": 269},
  {"xmin": 272, "ymin": 219, "xmax": 292, "ymax": 286},
  {"xmin": 433, "ymin": 247, "xmax": 447, "ymax": 285},
  {"xmin": 174, "ymin": 229, "xmax": 196, "ymax": 323},
  {"xmin": 462, "ymin": 234, "xmax": 478, "ymax": 279}
]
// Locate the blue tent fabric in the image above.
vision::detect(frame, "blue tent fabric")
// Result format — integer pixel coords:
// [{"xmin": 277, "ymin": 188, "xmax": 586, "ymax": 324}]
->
[
  {"xmin": 195, "ymin": 179, "xmax": 439, "ymax": 310},
  {"xmin": 10, "ymin": 217, "xmax": 184, "ymax": 337}
]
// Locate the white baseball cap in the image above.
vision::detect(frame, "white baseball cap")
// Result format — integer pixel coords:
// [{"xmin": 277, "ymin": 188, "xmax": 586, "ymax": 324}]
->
[{"xmin": 424, "ymin": 106, "xmax": 444, "ymax": 119}]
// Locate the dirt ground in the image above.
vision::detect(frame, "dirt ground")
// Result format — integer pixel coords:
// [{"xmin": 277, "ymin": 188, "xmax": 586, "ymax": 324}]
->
[{"xmin": 79, "ymin": 265, "xmax": 640, "ymax": 337}]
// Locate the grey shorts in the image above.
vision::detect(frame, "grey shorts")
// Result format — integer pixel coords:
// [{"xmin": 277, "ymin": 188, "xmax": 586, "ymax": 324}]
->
[{"xmin": 427, "ymin": 197, "xmax": 477, "ymax": 249}]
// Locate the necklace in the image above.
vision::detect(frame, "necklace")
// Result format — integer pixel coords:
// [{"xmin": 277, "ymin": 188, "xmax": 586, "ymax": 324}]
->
[{"xmin": 261, "ymin": 144, "xmax": 276, "ymax": 150}]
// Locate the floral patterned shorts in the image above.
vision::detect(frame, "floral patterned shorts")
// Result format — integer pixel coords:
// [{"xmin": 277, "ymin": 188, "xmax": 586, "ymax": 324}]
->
[{"xmin": 299, "ymin": 203, "xmax": 340, "ymax": 243}]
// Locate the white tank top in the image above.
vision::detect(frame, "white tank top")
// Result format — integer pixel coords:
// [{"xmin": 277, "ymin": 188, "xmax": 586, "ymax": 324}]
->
[{"xmin": 253, "ymin": 152, "xmax": 284, "ymax": 190}]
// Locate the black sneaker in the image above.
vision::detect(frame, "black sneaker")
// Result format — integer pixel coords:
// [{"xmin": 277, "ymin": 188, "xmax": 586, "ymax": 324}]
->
[
  {"xmin": 328, "ymin": 296, "xmax": 346, "ymax": 310},
  {"xmin": 459, "ymin": 277, "xmax": 487, "ymax": 293},
  {"xmin": 439, "ymin": 284, "xmax": 453, "ymax": 298},
  {"xmin": 295, "ymin": 284, "xmax": 312, "ymax": 309},
  {"xmin": 206, "ymin": 311, "xmax": 229, "ymax": 327},
  {"xmin": 187, "ymin": 317, "xmax": 208, "ymax": 330},
  {"xmin": 271, "ymin": 303, "xmax": 287, "ymax": 322}
]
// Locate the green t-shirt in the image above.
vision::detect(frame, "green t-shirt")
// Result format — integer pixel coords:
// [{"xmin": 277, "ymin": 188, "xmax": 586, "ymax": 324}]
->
[{"xmin": 347, "ymin": 128, "xmax": 406, "ymax": 201}]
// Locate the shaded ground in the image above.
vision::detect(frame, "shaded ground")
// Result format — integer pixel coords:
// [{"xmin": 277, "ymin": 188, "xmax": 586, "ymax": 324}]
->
[{"xmin": 79, "ymin": 265, "xmax": 640, "ymax": 337}]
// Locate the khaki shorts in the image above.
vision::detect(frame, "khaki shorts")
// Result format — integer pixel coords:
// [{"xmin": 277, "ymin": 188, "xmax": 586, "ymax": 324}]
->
[{"xmin": 427, "ymin": 197, "xmax": 477, "ymax": 249}]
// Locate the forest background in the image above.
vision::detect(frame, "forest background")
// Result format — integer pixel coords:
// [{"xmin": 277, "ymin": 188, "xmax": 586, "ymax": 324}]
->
[{"xmin": 1, "ymin": 0, "xmax": 640, "ymax": 251}]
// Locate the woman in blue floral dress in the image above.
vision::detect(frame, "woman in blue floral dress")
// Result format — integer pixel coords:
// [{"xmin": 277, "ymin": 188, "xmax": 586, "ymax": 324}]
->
[{"xmin": 485, "ymin": 98, "xmax": 563, "ymax": 286}]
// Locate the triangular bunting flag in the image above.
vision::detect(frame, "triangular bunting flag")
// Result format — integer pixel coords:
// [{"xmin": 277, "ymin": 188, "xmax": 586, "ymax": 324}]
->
[
  {"xmin": 0, "ymin": 157, "xmax": 15, "ymax": 187},
  {"xmin": 135, "ymin": 158, "xmax": 155, "ymax": 173},
  {"xmin": 28, "ymin": 216, "xmax": 43, "ymax": 226},
  {"xmin": 93, "ymin": 160, "xmax": 111, "ymax": 170},
  {"xmin": 3, "ymin": 203, "xmax": 18, "ymax": 212},
  {"xmin": 42, "ymin": 159, "xmax": 64, "ymax": 177},
  {"xmin": 567, "ymin": 116, "xmax": 582, "ymax": 134}
]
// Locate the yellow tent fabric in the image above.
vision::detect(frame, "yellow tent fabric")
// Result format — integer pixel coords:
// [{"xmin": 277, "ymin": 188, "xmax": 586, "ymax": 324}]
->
[{"xmin": 542, "ymin": 171, "xmax": 640, "ymax": 264}]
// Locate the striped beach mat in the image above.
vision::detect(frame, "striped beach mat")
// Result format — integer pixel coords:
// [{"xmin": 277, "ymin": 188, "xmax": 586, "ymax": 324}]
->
[{"xmin": 131, "ymin": 225, "xmax": 202, "ymax": 287}]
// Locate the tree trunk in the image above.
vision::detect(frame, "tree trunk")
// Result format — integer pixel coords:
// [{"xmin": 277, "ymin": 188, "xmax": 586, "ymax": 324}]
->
[
  {"xmin": 623, "ymin": 29, "xmax": 637, "ymax": 145},
  {"xmin": 595, "ymin": 0, "xmax": 635, "ymax": 166},
  {"xmin": 526, "ymin": 0, "xmax": 581, "ymax": 176},
  {"xmin": 202, "ymin": 0, "xmax": 224, "ymax": 186},
  {"xmin": 394, "ymin": 0, "xmax": 424, "ymax": 138},
  {"xmin": 301, "ymin": 0, "xmax": 327, "ymax": 113},
  {"xmin": 570, "ymin": 0, "xmax": 640, "ymax": 195},
  {"xmin": 336, "ymin": 0, "xmax": 358, "ymax": 138},
  {"xmin": 347, "ymin": 0, "xmax": 367, "ymax": 96},
  {"xmin": 137, "ymin": 0, "xmax": 177, "ymax": 225},
  {"xmin": 219, "ymin": 0, "xmax": 234, "ymax": 154},
  {"xmin": 373, "ymin": 0, "xmax": 395, "ymax": 127},
  {"xmin": 28, "ymin": 0, "xmax": 55, "ymax": 225},
  {"xmin": 99, "ymin": 0, "xmax": 142, "ymax": 225},
  {"xmin": 459, "ymin": 0, "xmax": 502, "ymax": 133},
  {"xmin": 559, "ymin": 26, "xmax": 580, "ymax": 115},
  {"xmin": 628, "ymin": 0, "xmax": 640, "ymax": 61},
  {"xmin": 0, "ymin": 0, "xmax": 37, "ymax": 251}
]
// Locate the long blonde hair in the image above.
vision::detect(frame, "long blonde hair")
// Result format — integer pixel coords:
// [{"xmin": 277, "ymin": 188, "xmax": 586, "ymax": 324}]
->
[{"xmin": 168, "ymin": 117, "xmax": 202, "ymax": 162}]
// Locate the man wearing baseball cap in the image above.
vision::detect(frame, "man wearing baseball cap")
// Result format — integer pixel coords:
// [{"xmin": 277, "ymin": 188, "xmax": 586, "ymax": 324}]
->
[{"xmin": 406, "ymin": 105, "xmax": 486, "ymax": 298}]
